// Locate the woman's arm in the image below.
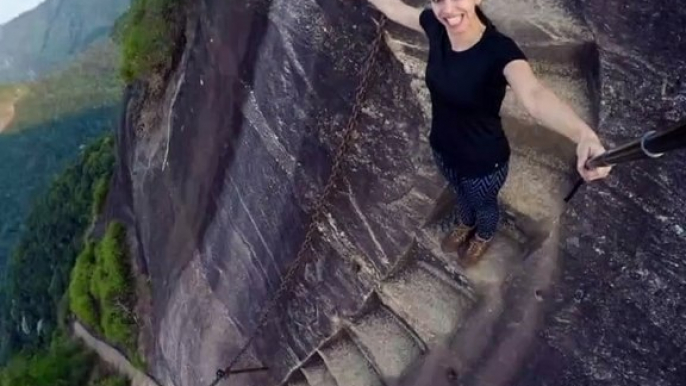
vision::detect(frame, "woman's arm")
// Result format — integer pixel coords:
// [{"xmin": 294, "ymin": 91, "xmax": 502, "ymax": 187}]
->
[
  {"xmin": 504, "ymin": 59, "xmax": 612, "ymax": 181},
  {"xmin": 367, "ymin": 0, "xmax": 423, "ymax": 33}
]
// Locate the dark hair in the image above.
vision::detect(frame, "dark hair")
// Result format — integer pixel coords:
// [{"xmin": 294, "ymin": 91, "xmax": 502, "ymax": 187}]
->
[{"xmin": 475, "ymin": 6, "xmax": 494, "ymax": 28}]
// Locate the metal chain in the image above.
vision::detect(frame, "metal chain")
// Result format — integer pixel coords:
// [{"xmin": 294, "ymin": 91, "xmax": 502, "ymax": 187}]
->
[{"xmin": 209, "ymin": 14, "xmax": 388, "ymax": 386}]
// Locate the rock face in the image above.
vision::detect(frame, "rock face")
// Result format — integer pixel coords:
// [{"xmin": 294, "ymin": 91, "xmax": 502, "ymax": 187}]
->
[
  {"xmin": 515, "ymin": 1, "xmax": 686, "ymax": 385},
  {"xmin": 109, "ymin": 0, "xmax": 686, "ymax": 385}
]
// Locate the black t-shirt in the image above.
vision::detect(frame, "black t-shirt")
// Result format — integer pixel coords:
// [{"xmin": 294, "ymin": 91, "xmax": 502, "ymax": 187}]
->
[{"xmin": 419, "ymin": 8, "xmax": 527, "ymax": 178}]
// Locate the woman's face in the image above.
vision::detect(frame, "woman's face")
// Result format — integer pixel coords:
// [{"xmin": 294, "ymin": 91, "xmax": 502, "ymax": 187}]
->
[{"xmin": 430, "ymin": 0, "xmax": 483, "ymax": 34}]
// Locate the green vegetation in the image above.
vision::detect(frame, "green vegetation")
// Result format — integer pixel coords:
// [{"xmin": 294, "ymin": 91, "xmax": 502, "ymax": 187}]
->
[
  {"xmin": 69, "ymin": 243, "xmax": 100, "ymax": 329},
  {"xmin": 116, "ymin": 0, "xmax": 185, "ymax": 82},
  {"xmin": 92, "ymin": 375, "xmax": 131, "ymax": 386},
  {"xmin": 93, "ymin": 177, "xmax": 111, "ymax": 218},
  {"xmin": 0, "ymin": 332, "xmax": 131, "ymax": 386},
  {"xmin": 0, "ymin": 334, "xmax": 95, "ymax": 386},
  {"xmin": 94, "ymin": 223, "xmax": 137, "ymax": 352},
  {"xmin": 70, "ymin": 222, "xmax": 139, "ymax": 358},
  {"xmin": 0, "ymin": 1, "xmax": 146, "ymax": 382},
  {"xmin": 0, "ymin": 105, "xmax": 118, "ymax": 271},
  {"xmin": 0, "ymin": 132, "xmax": 139, "ymax": 382},
  {"xmin": 6, "ymin": 40, "xmax": 124, "ymax": 132},
  {"xmin": 0, "ymin": 40, "xmax": 122, "ymax": 268},
  {"xmin": 0, "ymin": 134, "xmax": 116, "ymax": 362},
  {"xmin": 0, "ymin": 17, "xmax": 123, "ymax": 271}
]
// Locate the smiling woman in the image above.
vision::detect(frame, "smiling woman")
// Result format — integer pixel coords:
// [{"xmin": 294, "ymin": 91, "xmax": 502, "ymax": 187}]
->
[
  {"xmin": 0, "ymin": 0, "xmax": 46, "ymax": 24},
  {"xmin": 367, "ymin": 0, "xmax": 611, "ymax": 264}
]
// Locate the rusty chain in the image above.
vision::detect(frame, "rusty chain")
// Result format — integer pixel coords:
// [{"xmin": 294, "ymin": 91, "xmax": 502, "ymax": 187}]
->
[{"xmin": 209, "ymin": 13, "xmax": 388, "ymax": 386}]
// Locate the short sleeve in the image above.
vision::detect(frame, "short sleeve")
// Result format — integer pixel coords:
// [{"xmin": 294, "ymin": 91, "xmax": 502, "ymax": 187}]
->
[
  {"xmin": 419, "ymin": 8, "xmax": 441, "ymax": 37},
  {"xmin": 496, "ymin": 35, "xmax": 528, "ymax": 70}
]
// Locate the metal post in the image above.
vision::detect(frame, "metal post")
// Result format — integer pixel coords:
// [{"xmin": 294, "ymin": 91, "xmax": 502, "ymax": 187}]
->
[
  {"xmin": 585, "ymin": 118, "xmax": 686, "ymax": 169},
  {"xmin": 564, "ymin": 118, "xmax": 686, "ymax": 203}
]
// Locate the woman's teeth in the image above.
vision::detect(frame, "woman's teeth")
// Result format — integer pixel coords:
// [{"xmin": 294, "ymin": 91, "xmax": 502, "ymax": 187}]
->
[{"xmin": 446, "ymin": 15, "xmax": 464, "ymax": 26}]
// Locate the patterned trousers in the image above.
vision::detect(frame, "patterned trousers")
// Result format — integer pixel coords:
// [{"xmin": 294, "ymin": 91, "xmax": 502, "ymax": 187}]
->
[{"xmin": 433, "ymin": 151, "xmax": 509, "ymax": 240}]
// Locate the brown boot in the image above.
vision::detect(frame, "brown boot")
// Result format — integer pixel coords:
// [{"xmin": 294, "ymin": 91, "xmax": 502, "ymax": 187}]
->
[
  {"xmin": 441, "ymin": 223, "xmax": 475, "ymax": 253},
  {"xmin": 462, "ymin": 235, "xmax": 493, "ymax": 267}
]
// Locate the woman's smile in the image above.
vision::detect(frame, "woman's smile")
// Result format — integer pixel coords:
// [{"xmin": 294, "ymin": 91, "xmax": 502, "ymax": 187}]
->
[{"xmin": 444, "ymin": 14, "xmax": 466, "ymax": 28}]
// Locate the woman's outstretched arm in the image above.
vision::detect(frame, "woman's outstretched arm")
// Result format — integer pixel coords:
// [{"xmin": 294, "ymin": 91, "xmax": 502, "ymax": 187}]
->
[
  {"xmin": 504, "ymin": 59, "xmax": 612, "ymax": 181},
  {"xmin": 367, "ymin": 0, "xmax": 424, "ymax": 33}
]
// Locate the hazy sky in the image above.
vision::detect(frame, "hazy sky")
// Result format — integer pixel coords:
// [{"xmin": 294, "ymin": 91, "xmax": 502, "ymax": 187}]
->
[{"xmin": 0, "ymin": 0, "xmax": 46, "ymax": 25}]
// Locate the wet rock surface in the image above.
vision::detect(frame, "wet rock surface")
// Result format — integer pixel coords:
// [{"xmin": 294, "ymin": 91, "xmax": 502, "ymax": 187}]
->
[{"xmin": 110, "ymin": 0, "xmax": 686, "ymax": 385}]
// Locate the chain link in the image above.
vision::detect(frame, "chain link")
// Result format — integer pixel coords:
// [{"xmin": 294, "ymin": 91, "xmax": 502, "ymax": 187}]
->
[{"xmin": 209, "ymin": 14, "xmax": 388, "ymax": 386}]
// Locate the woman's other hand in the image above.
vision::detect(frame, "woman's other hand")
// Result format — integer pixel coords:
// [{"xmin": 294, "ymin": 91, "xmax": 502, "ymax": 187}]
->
[{"xmin": 365, "ymin": 0, "xmax": 423, "ymax": 33}]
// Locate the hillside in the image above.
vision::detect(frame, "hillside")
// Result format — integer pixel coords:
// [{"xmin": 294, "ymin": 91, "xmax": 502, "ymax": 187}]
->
[
  {"xmin": 0, "ymin": 38, "xmax": 122, "ymax": 269},
  {"xmin": 0, "ymin": 0, "xmax": 130, "ymax": 83},
  {"xmin": 0, "ymin": 0, "xmax": 136, "ymax": 380},
  {"xmin": 0, "ymin": 105, "xmax": 119, "ymax": 268},
  {"xmin": 1, "ymin": 39, "xmax": 123, "ymax": 132},
  {"xmin": 0, "ymin": 134, "xmax": 116, "ymax": 359}
]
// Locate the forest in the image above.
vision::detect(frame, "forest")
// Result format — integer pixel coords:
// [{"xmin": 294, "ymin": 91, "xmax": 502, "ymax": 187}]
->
[{"xmin": 0, "ymin": 134, "xmax": 115, "ymax": 362}]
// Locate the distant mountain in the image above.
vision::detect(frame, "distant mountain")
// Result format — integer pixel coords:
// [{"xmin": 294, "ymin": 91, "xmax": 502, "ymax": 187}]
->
[
  {"xmin": 0, "ymin": 0, "xmax": 130, "ymax": 83},
  {"xmin": 1, "ymin": 39, "xmax": 123, "ymax": 132},
  {"xmin": 0, "ymin": 37, "xmax": 122, "ymax": 271}
]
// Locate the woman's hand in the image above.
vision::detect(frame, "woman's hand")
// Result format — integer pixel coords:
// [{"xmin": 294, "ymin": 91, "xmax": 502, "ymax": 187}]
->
[
  {"xmin": 365, "ymin": 0, "xmax": 424, "ymax": 33},
  {"xmin": 576, "ymin": 132, "xmax": 612, "ymax": 181}
]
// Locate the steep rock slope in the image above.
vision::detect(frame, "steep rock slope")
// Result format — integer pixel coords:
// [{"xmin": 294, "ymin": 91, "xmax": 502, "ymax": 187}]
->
[
  {"xmin": 0, "ymin": 0, "xmax": 130, "ymax": 82},
  {"xmin": 110, "ymin": 0, "xmax": 686, "ymax": 385}
]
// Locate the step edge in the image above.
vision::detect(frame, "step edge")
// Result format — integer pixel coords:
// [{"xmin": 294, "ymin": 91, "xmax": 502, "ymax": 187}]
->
[
  {"xmin": 317, "ymin": 329, "xmax": 386, "ymax": 386},
  {"xmin": 344, "ymin": 323, "xmax": 392, "ymax": 386},
  {"xmin": 416, "ymin": 260, "xmax": 477, "ymax": 304},
  {"xmin": 300, "ymin": 357, "xmax": 340, "ymax": 386},
  {"xmin": 375, "ymin": 286, "xmax": 435, "ymax": 345},
  {"xmin": 349, "ymin": 291, "xmax": 427, "ymax": 353},
  {"xmin": 346, "ymin": 307, "xmax": 426, "ymax": 381}
]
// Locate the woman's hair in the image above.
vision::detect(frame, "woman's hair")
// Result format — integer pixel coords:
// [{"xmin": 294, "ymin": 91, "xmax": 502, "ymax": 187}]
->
[{"xmin": 475, "ymin": 5, "xmax": 494, "ymax": 27}]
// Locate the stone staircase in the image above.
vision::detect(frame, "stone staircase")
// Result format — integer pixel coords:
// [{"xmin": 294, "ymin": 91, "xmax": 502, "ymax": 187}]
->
[
  {"xmin": 277, "ymin": 253, "xmax": 475, "ymax": 386},
  {"xmin": 272, "ymin": 1, "xmax": 598, "ymax": 385}
]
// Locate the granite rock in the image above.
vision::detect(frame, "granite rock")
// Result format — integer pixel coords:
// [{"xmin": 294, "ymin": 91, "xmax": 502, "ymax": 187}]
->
[{"xmin": 107, "ymin": 0, "xmax": 686, "ymax": 385}]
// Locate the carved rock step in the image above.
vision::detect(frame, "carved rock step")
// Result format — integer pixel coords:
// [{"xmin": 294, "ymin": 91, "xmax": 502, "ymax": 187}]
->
[
  {"xmin": 301, "ymin": 356, "xmax": 339, "ymax": 386},
  {"xmin": 348, "ymin": 300, "xmax": 425, "ymax": 381},
  {"xmin": 319, "ymin": 332, "xmax": 383, "ymax": 386},
  {"xmin": 378, "ymin": 260, "xmax": 473, "ymax": 345},
  {"xmin": 501, "ymin": 152, "xmax": 574, "ymax": 225},
  {"xmin": 499, "ymin": 54, "xmax": 594, "ymax": 224},
  {"xmin": 519, "ymin": 41, "xmax": 597, "ymax": 68},
  {"xmin": 502, "ymin": 64, "xmax": 595, "ymax": 128},
  {"xmin": 482, "ymin": 0, "xmax": 592, "ymax": 44}
]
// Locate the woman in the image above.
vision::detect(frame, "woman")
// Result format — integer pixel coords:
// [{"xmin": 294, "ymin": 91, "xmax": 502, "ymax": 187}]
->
[{"xmin": 367, "ymin": 0, "xmax": 612, "ymax": 266}]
